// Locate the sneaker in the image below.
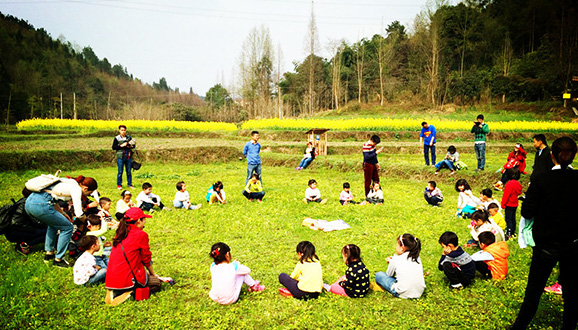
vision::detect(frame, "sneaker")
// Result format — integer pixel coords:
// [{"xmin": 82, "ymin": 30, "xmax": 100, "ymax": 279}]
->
[
  {"xmin": 53, "ymin": 259, "xmax": 70, "ymax": 268},
  {"xmin": 257, "ymin": 199, "xmax": 263, "ymax": 203},
  {"xmin": 434, "ymin": 171, "xmax": 439, "ymax": 175},
  {"xmin": 248, "ymin": 199, "xmax": 253, "ymax": 202},
  {"xmin": 449, "ymin": 283, "xmax": 463, "ymax": 291},
  {"xmin": 248, "ymin": 281, "xmax": 266, "ymax": 292},
  {"xmin": 117, "ymin": 185, "xmax": 122, "ymax": 190},
  {"xmin": 111, "ymin": 291, "xmax": 132, "ymax": 306},
  {"xmin": 544, "ymin": 282, "xmax": 563, "ymax": 295},
  {"xmin": 369, "ymin": 282, "xmax": 385, "ymax": 292},
  {"xmin": 191, "ymin": 204, "xmax": 202, "ymax": 210},
  {"xmin": 450, "ymin": 171, "xmax": 455, "ymax": 175},
  {"xmin": 279, "ymin": 287, "xmax": 293, "ymax": 297},
  {"xmin": 129, "ymin": 186, "xmax": 135, "ymax": 189},
  {"xmin": 16, "ymin": 242, "xmax": 30, "ymax": 256},
  {"xmin": 295, "ymin": 167, "xmax": 300, "ymax": 170},
  {"xmin": 43, "ymin": 253, "xmax": 55, "ymax": 263},
  {"xmin": 105, "ymin": 289, "xmax": 114, "ymax": 305},
  {"xmin": 323, "ymin": 283, "xmax": 331, "ymax": 292}
]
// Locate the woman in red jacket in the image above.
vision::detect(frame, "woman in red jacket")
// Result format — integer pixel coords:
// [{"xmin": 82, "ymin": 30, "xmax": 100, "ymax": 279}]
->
[
  {"xmin": 104, "ymin": 207, "xmax": 161, "ymax": 306},
  {"xmin": 495, "ymin": 144, "xmax": 527, "ymax": 190}
]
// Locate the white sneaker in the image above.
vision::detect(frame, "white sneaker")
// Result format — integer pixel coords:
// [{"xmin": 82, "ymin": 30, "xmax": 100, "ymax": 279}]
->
[{"xmin": 323, "ymin": 283, "xmax": 331, "ymax": 292}]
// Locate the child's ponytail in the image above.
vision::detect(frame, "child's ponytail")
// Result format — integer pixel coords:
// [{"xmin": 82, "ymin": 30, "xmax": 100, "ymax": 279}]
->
[
  {"xmin": 401, "ymin": 234, "xmax": 421, "ymax": 264},
  {"xmin": 209, "ymin": 242, "xmax": 230, "ymax": 264}
]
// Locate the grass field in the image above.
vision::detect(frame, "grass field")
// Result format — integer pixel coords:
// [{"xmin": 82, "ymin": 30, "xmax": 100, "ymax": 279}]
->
[{"xmin": 0, "ymin": 150, "xmax": 565, "ymax": 329}]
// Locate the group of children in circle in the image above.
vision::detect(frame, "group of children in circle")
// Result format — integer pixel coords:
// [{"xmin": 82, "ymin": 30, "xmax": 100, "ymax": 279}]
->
[{"xmin": 208, "ymin": 234, "xmax": 425, "ymax": 304}]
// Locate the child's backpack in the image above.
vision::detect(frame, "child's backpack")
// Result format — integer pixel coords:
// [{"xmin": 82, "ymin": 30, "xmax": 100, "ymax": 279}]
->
[
  {"xmin": 24, "ymin": 170, "xmax": 62, "ymax": 192},
  {"xmin": 455, "ymin": 161, "xmax": 468, "ymax": 170}
]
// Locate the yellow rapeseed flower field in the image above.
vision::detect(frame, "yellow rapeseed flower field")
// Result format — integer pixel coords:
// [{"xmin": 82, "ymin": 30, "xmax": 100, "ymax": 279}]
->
[
  {"xmin": 16, "ymin": 119, "xmax": 237, "ymax": 132},
  {"xmin": 241, "ymin": 118, "xmax": 578, "ymax": 132}
]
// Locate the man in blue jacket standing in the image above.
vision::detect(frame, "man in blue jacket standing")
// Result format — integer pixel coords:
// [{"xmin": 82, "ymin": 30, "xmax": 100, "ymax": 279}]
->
[
  {"xmin": 420, "ymin": 121, "xmax": 437, "ymax": 166},
  {"xmin": 243, "ymin": 131, "xmax": 262, "ymax": 185}
]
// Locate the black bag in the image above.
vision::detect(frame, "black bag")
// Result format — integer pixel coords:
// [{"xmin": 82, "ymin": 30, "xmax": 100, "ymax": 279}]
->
[
  {"xmin": 0, "ymin": 197, "xmax": 43, "ymax": 234},
  {"xmin": 131, "ymin": 161, "xmax": 142, "ymax": 171}
]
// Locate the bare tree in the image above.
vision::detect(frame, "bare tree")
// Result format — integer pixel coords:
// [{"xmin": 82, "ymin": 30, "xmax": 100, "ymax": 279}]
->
[
  {"xmin": 305, "ymin": 1, "xmax": 320, "ymax": 115},
  {"xmin": 355, "ymin": 39, "xmax": 365, "ymax": 104},
  {"xmin": 238, "ymin": 25, "xmax": 274, "ymax": 118}
]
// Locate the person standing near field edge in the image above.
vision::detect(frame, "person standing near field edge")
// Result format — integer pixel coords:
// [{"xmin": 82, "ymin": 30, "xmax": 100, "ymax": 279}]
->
[
  {"xmin": 112, "ymin": 125, "xmax": 135, "ymax": 189},
  {"xmin": 243, "ymin": 131, "xmax": 262, "ymax": 185},
  {"xmin": 419, "ymin": 121, "xmax": 437, "ymax": 166},
  {"xmin": 471, "ymin": 114, "xmax": 490, "ymax": 171},
  {"xmin": 363, "ymin": 135, "xmax": 383, "ymax": 197}
]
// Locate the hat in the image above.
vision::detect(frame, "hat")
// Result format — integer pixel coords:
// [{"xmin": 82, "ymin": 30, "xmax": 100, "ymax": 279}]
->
[
  {"xmin": 122, "ymin": 190, "xmax": 132, "ymax": 196},
  {"xmin": 125, "ymin": 207, "xmax": 152, "ymax": 221}
]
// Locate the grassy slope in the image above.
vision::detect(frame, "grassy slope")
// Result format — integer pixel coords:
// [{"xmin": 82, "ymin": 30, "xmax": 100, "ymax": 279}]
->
[{"xmin": 0, "ymin": 154, "xmax": 563, "ymax": 329}]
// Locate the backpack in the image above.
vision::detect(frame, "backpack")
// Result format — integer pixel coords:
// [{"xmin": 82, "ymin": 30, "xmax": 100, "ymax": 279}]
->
[
  {"xmin": 0, "ymin": 197, "xmax": 43, "ymax": 234},
  {"xmin": 24, "ymin": 170, "xmax": 62, "ymax": 192}
]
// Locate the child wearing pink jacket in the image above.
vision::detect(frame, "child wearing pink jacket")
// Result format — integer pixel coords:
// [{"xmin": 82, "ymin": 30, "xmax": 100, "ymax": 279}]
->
[{"xmin": 208, "ymin": 242, "xmax": 265, "ymax": 304}]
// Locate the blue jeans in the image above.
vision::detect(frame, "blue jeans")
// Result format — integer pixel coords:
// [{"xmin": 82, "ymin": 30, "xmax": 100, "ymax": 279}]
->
[
  {"xmin": 435, "ymin": 159, "xmax": 454, "ymax": 171},
  {"xmin": 375, "ymin": 272, "xmax": 399, "ymax": 297},
  {"xmin": 246, "ymin": 164, "xmax": 262, "ymax": 185},
  {"xmin": 474, "ymin": 143, "xmax": 486, "ymax": 169},
  {"xmin": 87, "ymin": 268, "xmax": 107, "ymax": 285},
  {"xmin": 117, "ymin": 157, "xmax": 133, "ymax": 186},
  {"xmin": 242, "ymin": 190, "xmax": 265, "ymax": 200},
  {"xmin": 298, "ymin": 157, "xmax": 313, "ymax": 169},
  {"xmin": 95, "ymin": 255, "xmax": 108, "ymax": 268},
  {"xmin": 423, "ymin": 144, "xmax": 436, "ymax": 165},
  {"xmin": 24, "ymin": 192, "xmax": 73, "ymax": 260}
]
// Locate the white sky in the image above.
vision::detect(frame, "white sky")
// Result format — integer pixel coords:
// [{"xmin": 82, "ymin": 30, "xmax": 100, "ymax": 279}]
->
[{"xmin": 0, "ymin": 0, "xmax": 430, "ymax": 96}]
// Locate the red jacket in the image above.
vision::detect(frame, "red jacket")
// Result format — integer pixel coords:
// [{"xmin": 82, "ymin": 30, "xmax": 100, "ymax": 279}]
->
[
  {"xmin": 503, "ymin": 148, "xmax": 527, "ymax": 174},
  {"xmin": 105, "ymin": 224, "xmax": 152, "ymax": 290},
  {"xmin": 484, "ymin": 241, "xmax": 509, "ymax": 280},
  {"xmin": 501, "ymin": 180, "xmax": 522, "ymax": 208}
]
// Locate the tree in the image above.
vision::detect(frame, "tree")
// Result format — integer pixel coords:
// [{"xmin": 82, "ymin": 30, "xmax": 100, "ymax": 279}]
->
[
  {"xmin": 205, "ymin": 84, "xmax": 231, "ymax": 108},
  {"xmin": 238, "ymin": 25, "xmax": 274, "ymax": 118}
]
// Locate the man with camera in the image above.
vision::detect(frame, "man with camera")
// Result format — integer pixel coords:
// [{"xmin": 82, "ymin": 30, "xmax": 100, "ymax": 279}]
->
[
  {"xmin": 471, "ymin": 114, "xmax": 489, "ymax": 171},
  {"xmin": 112, "ymin": 125, "xmax": 136, "ymax": 189}
]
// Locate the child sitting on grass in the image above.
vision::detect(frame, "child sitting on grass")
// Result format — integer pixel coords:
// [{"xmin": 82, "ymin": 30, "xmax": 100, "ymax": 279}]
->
[
  {"xmin": 501, "ymin": 168, "xmax": 522, "ymax": 239},
  {"xmin": 487, "ymin": 203, "xmax": 506, "ymax": 230},
  {"xmin": 279, "ymin": 241, "xmax": 322, "ymax": 300},
  {"xmin": 208, "ymin": 242, "xmax": 265, "ymax": 305},
  {"xmin": 173, "ymin": 181, "xmax": 201, "ymax": 210},
  {"xmin": 242, "ymin": 173, "xmax": 265, "ymax": 202},
  {"xmin": 303, "ymin": 179, "xmax": 326, "ymax": 204},
  {"xmin": 375, "ymin": 234, "xmax": 426, "ymax": 299},
  {"xmin": 86, "ymin": 214, "xmax": 112, "ymax": 268},
  {"xmin": 434, "ymin": 145, "xmax": 458, "ymax": 175},
  {"xmin": 471, "ymin": 231, "xmax": 509, "ymax": 280},
  {"xmin": 438, "ymin": 231, "xmax": 476, "ymax": 290},
  {"xmin": 339, "ymin": 182, "xmax": 366, "ymax": 205},
  {"xmin": 115, "ymin": 190, "xmax": 134, "ymax": 220},
  {"xmin": 366, "ymin": 182, "xmax": 384, "ymax": 204},
  {"xmin": 73, "ymin": 235, "xmax": 106, "ymax": 286},
  {"xmin": 325, "ymin": 244, "xmax": 370, "ymax": 298},
  {"xmin": 206, "ymin": 181, "xmax": 226, "ymax": 204},
  {"xmin": 424, "ymin": 181, "xmax": 443, "ymax": 206},
  {"xmin": 98, "ymin": 197, "xmax": 119, "ymax": 229},
  {"xmin": 466, "ymin": 209, "xmax": 505, "ymax": 248},
  {"xmin": 136, "ymin": 182, "xmax": 167, "ymax": 212},
  {"xmin": 455, "ymin": 179, "xmax": 480, "ymax": 218},
  {"xmin": 479, "ymin": 188, "xmax": 500, "ymax": 210}
]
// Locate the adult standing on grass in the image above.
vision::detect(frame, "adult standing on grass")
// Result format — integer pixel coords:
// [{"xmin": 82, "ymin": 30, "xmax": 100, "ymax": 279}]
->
[
  {"xmin": 105, "ymin": 207, "xmax": 161, "ymax": 306},
  {"xmin": 24, "ymin": 175, "xmax": 98, "ymax": 268},
  {"xmin": 243, "ymin": 131, "xmax": 262, "ymax": 185},
  {"xmin": 530, "ymin": 134, "xmax": 554, "ymax": 183},
  {"xmin": 511, "ymin": 137, "xmax": 578, "ymax": 330},
  {"xmin": 419, "ymin": 121, "xmax": 437, "ymax": 166},
  {"xmin": 363, "ymin": 135, "xmax": 383, "ymax": 197},
  {"xmin": 112, "ymin": 125, "xmax": 135, "ymax": 190},
  {"xmin": 471, "ymin": 114, "xmax": 490, "ymax": 171}
]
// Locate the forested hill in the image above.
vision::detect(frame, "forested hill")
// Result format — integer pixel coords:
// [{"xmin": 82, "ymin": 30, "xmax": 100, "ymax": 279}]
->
[{"xmin": 0, "ymin": 12, "xmax": 204, "ymax": 124}]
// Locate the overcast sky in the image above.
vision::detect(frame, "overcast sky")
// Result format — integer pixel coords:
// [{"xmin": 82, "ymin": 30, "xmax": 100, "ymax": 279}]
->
[{"xmin": 0, "ymin": 0, "xmax": 433, "ymax": 96}]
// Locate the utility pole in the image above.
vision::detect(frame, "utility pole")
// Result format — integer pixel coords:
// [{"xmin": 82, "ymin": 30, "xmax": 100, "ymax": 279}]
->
[
  {"xmin": 73, "ymin": 92, "xmax": 77, "ymax": 119},
  {"xmin": 5, "ymin": 88, "xmax": 11, "ymax": 131}
]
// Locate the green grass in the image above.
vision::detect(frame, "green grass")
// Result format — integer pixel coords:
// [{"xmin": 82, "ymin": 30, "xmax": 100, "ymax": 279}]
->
[{"xmin": 0, "ymin": 159, "xmax": 564, "ymax": 329}]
